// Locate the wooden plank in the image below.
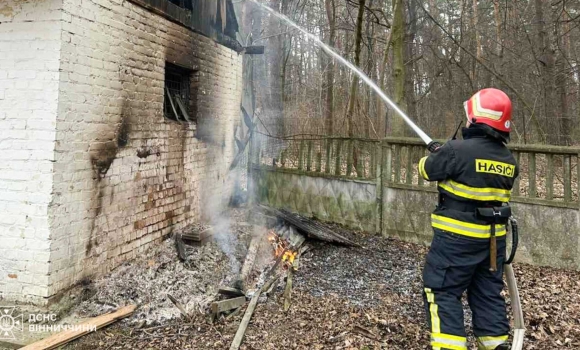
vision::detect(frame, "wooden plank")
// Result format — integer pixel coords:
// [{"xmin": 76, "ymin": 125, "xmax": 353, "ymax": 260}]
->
[
  {"xmin": 546, "ymin": 154, "xmax": 554, "ymax": 200},
  {"xmin": 564, "ymin": 155, "xmax": 572, "ymax": 202},
  {"xmin": 259, "ymin": 205, "xmax": 358, "ymax": 246},
  {"xmin": 283, "ymin": 251, "xmax": 300, "ymax": 312},
  {"xmin": 316, "ymin": 151, "xmax": 322, "ymax": 173},
  {"xmin": 229, "ymin": 274, "xmax": 279, "ymax": 350},
  {"xmin": 211, "ymin": 297, "xmax": 246, "ymax": 315},
  {"xmin": 529, "ymin": 153, "xmax": 536, "ymax": 198},
  {"xmin": 240, "ymin": 233, "xmax": 261, "ymax": 288},
  {"xmin": 21, "ymin": 305, "xmax": 136, "ymax": 350}
]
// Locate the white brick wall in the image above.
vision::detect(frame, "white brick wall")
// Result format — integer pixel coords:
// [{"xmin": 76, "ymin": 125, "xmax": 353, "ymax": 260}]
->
[
  {"xmin": 0, "ymin": 0, "xmax": 63, "ymax": 303},
  {"xmin": 45, "ymin": 0, "xmax": 242, "ymax": 298},
  {"xmin": 0, "ymin": 0, "xmax": 242, "ymax": 304}
]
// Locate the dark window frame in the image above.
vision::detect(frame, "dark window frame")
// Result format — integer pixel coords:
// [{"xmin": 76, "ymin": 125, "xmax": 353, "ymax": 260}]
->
[{"xmin": 164, "ymin": 62, "xmax": 194, "ymax": 123}]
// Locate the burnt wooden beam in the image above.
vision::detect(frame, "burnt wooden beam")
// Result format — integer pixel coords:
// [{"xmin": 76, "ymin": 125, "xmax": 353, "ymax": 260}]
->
[
  {"xmin": 240, "ymin": 232, "xmax": 261, "ymax": 290},
  {"xmin": 229, "ymin": 274, "xmax": 280, "ymax": 350},
  {"xmin": 259, "ymin": 205, "xmax": 359, "ymax": 247},
  {"xmin": 218, "ymin": 287, "xmax": 245, "ymax": 298},
  {"xmin": 211, "ymin": 297, "xmax": 246, "ymax": 315},
  {"xmin": 243, "ymin": 46, "xmax": 265, "ymax": 55}
]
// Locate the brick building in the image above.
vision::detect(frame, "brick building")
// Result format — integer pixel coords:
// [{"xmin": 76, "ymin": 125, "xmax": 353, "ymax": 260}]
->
[{"xmin": 0, "ymin": 0, "xmax": 243, "ymax": 304}]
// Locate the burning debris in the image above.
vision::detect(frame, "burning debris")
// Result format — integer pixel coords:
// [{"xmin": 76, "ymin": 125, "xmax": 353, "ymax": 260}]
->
[
  {"xmin": 260, "ymin": 205, "xmax": 359, "ymax": 247},
  {"xmin": 63, "ymin": 206, "xmax": 363, "ymax": 349}
]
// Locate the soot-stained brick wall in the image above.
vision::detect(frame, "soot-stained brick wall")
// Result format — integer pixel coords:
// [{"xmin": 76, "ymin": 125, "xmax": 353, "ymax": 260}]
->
[
  {"xmin": 0, "ymin": 0, "xmax": 241, "ymax": 304},
  {"xmin": 43, "ymin": 0, "xmax": 242, "ymax": 300}
]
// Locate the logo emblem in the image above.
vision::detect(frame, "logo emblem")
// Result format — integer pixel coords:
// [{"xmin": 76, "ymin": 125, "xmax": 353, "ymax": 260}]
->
[
  {"xmin": 0, "ymin": 307, "xmax": 23, "ymax": 340},
  {"xmin": 504, "ymin": 120, "xmax": 511, "ymax": 129}
]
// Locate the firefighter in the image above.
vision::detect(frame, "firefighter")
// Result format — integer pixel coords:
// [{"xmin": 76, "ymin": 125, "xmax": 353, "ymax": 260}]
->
[{"xmin": 418, "ymin": 88, "xmax": 519, "ymax": 350}]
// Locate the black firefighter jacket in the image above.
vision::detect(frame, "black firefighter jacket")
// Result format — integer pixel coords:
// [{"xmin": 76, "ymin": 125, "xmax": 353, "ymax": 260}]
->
[{"xmin": 418, "ymin": 126, "xmax": 519, "ymax": 239}]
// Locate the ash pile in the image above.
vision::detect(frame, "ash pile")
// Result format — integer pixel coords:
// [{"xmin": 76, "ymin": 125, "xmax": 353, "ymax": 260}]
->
[
  {"xmin": 69, "ymin": 205, "xmax": 359, "ymax": 349},
  {"xmin": 72, "ymin": 213, "xmax": 251, "ymax": 325}
]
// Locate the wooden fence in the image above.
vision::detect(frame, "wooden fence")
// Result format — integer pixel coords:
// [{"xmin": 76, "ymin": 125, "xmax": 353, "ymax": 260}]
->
[
  {"xmin": 259, "ymin": 137, "xmax": 580, "ymax": 208},
  {"xmin": 254, "ymin": 136, "xmax": 580, "ymax": 269}
]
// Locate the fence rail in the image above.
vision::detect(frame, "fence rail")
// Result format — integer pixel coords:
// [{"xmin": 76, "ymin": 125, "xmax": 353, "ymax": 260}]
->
[{"xmin": 258, "ymin": 136, "xmax": 580, "ymax": 208}]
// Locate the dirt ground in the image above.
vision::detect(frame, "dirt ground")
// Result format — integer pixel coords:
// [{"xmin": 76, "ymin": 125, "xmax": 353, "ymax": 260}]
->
[{"xmin": 59, "ymin": 216, "xmax": 580, "ymax": 350}]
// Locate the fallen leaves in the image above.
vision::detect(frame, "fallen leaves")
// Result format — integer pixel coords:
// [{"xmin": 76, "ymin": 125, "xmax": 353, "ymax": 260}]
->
[{"xmin": 64, "ymin": 221, "xmax": 580, "ymax": 349}]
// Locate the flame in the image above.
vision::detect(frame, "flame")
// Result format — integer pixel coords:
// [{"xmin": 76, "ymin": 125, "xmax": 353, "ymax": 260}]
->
[
  {"xmin": 282, "ymin": 250, "xmax": 296, "ymax": 264},
  {"xmin": 268, "ymin": 230, "xmax": 287, "ymax": 257}
]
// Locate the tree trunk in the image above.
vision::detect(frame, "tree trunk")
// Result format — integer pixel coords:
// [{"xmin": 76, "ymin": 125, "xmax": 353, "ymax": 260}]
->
[
  {"xmin": 346, "ymin": 0, "xmax": 366, "ymax": 137},
  {"xmin": 391, "ymin": 0, "xmax": 406, "ymax": 136},
  {"xmin": 535, "ymin": 0, "xmax": 555, "ymax": 144},
  {"xmin": 470, "ymin": 0, "xmax": 482, "ymax": 84},
  {"xmin": 404, "ymin": 0, "xmax": 417, "ymax": 131},
  {"xmin": 267, "ymin": 0, "xmax": 284, "ymax": 136},
  {"xmin": 324, "ymin": 0, "xmax": 336, "ymax": 135}
]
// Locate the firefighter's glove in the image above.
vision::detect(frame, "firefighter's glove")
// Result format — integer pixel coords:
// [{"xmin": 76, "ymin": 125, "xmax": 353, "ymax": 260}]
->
[{"xmin": 427, "ymin": 141, "xmax": 443, "ymax": 153}]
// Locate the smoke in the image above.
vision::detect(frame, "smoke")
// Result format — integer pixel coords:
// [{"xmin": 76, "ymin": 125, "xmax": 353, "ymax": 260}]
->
[
  {"xmin": 203, "ymin": 166, "xmax": 243, "ymax": 276},
  {"xmin": 210, "ymin": 211, "xmax": 241, "ymax": 276}
]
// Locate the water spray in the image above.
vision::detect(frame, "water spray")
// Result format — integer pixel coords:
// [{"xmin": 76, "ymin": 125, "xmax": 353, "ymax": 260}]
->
[{"xmin": 248, "ymin": 0, "xmax": 433, "ymax": 145}]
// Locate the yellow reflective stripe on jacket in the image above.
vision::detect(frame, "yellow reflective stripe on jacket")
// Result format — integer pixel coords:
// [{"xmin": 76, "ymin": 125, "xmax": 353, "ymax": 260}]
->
[
  {"xmin": 438, "ymin": 180, "xmax": 511, "ymax": 202},
  {"xmin": 431, "ymin": 333, "xmax": 467, "ymax": 350},
  {"xmin": 477, "ymin": 335, "xmax": 509, "ymax": 350},
  {"xmin": 419, "ymin": 156, "xmax": 429, "ymax": 180},
  {"xmin": 431, "ymin": 214, "xmax": 506, "ymax": 239}
]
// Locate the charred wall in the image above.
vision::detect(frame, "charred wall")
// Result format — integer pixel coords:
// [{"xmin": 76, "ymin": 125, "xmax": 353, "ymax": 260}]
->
[{"xmin": 46, "ymin": 0, "xmax": 242, "ymax": 299}]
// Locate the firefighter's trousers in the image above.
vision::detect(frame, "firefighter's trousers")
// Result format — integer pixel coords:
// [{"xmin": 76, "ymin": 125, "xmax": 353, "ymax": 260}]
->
[{"xmin": 423, "ymin": 229, "xmax": 510, "ymax": 350}]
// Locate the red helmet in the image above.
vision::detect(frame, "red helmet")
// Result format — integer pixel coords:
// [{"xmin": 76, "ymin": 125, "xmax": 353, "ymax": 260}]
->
[{"xmin": 464, "ymin": 88, "xmax": 512, "ymax": 132}]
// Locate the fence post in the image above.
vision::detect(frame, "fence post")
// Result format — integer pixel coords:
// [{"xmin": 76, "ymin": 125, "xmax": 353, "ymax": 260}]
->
[
  {"xmin": 375, "ymin": 142, "xmax": 383, "ymax": 234},
  {"xmin": 334, "ymin": 140, "xmax": 342, "ymax": 176},
  {"xmin": 513, "ymin": 151, "xmax": 521, "ymax": 197},
  {"xmin": 325, "ymin": 139, "xmax": 332, "ymax": 174},
  {"xmin": 306, "ymin": 141, "xmax": 313, "ymax": 172},
  {"xmin": 381, "ymin": 142, "xmax": 393, "ymax": 236},
  {"xmin": 346, "ymin": 140, "xmax": 353, "ymax": 176},
  {"xmin": 564, "ymin": 155, "xmax": 572, "ymax": 202},
  {"xmin": 298, "ymin": 140, "xmax": 305, "ymax": 171},
  {"xmin": 405, "ymin": 146, "xmax": 413, "ymax": 185},
  {"xmin": 529, "ymin": 153, "xmax": 536, "ymax": 198}
]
